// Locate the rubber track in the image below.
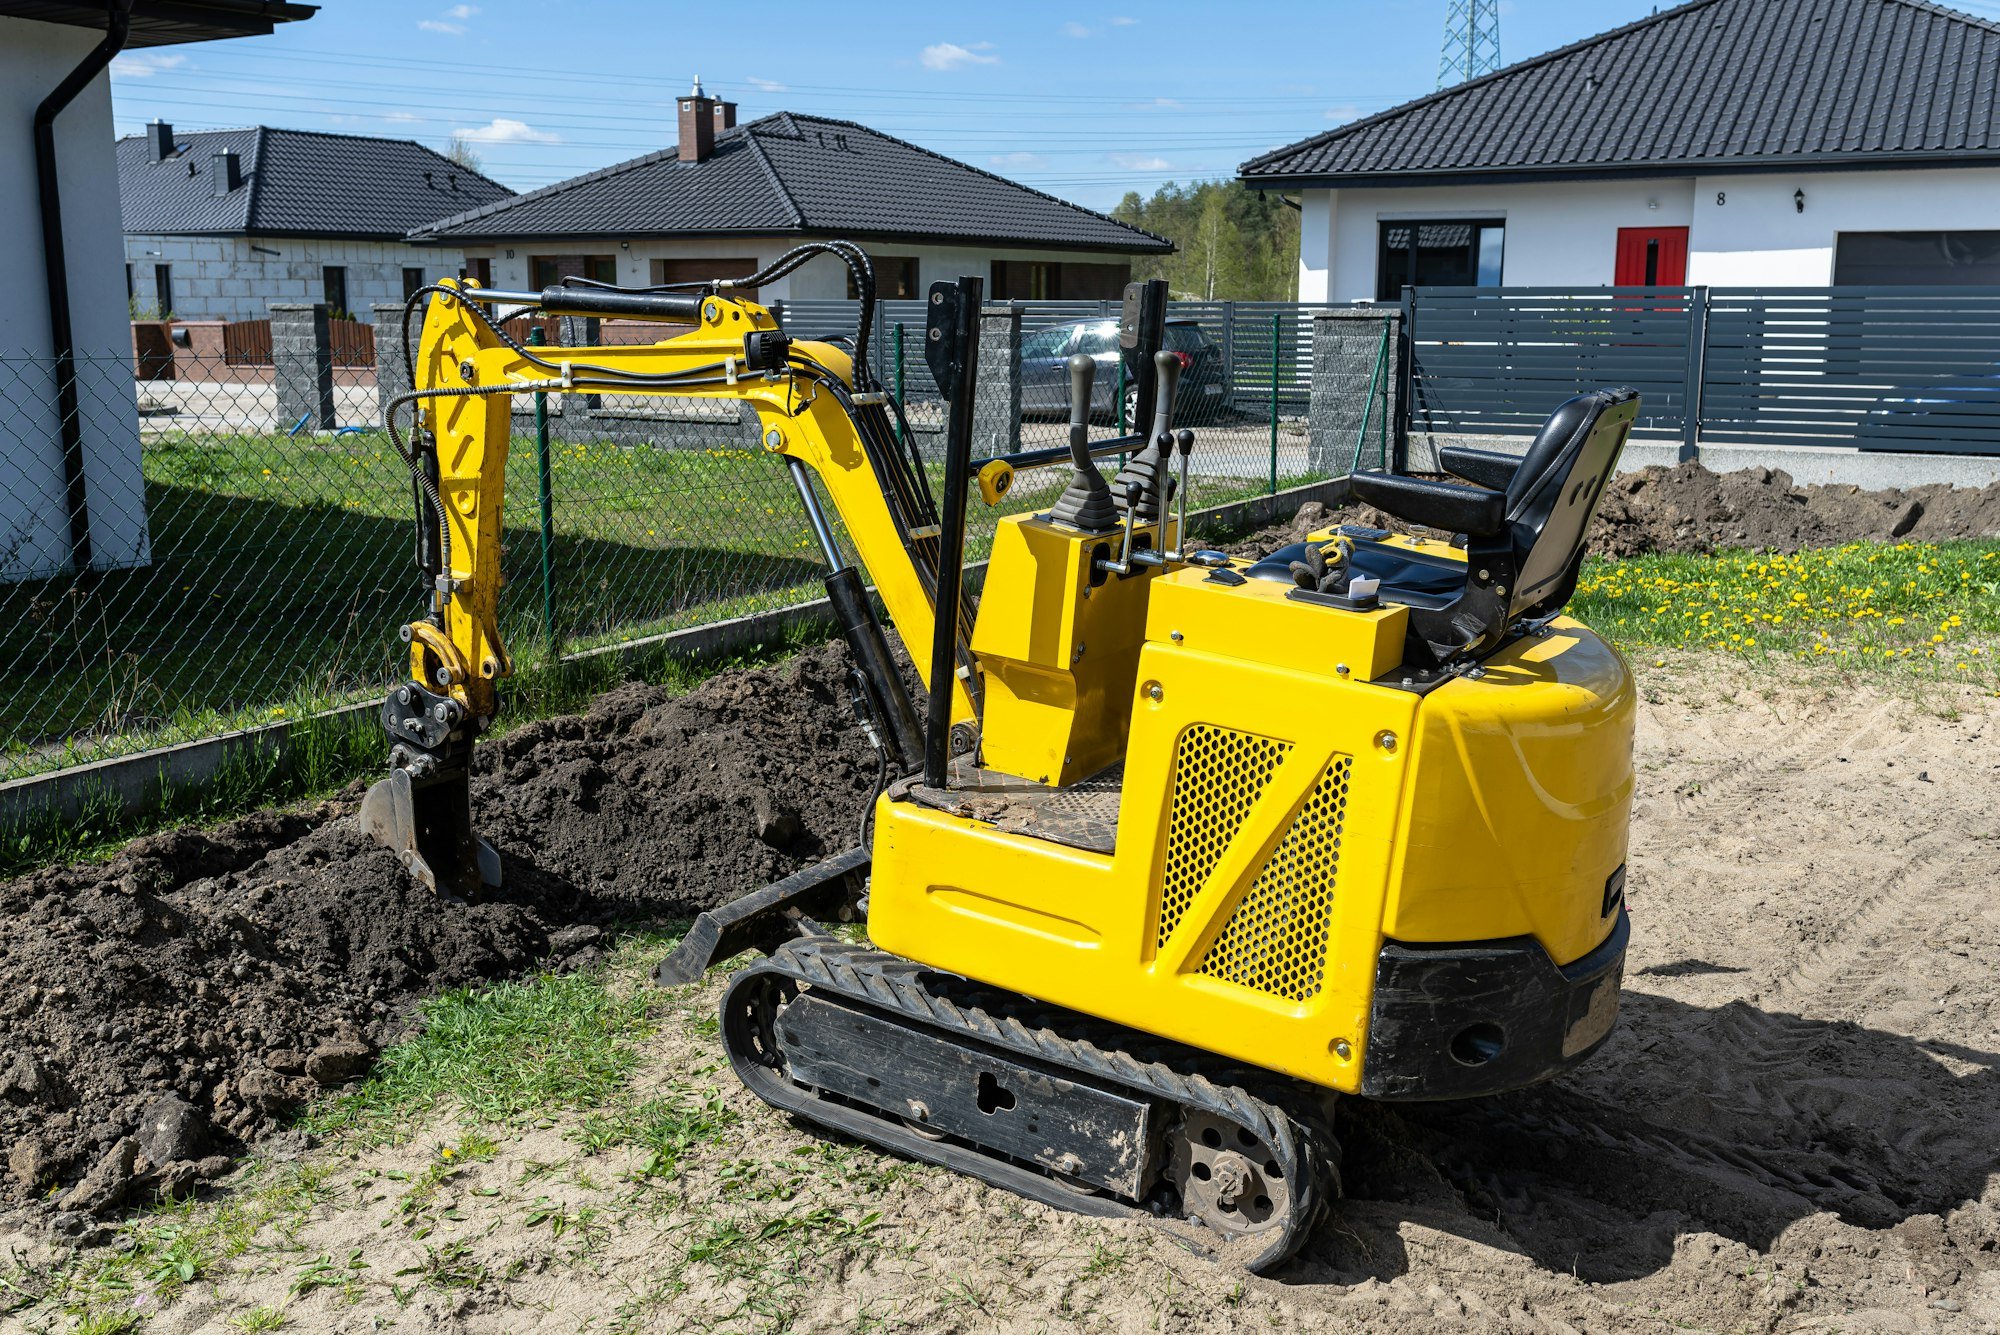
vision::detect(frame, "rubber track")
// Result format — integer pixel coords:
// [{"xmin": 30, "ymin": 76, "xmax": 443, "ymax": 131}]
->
[{"xmin": 724, "ymin": 937, "xmax": 1338, "ymax": 1272}]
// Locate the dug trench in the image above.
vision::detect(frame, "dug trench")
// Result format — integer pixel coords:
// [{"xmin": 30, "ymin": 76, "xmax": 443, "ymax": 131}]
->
[{"xmin": 1, "ymin": 464, "xmax": 1996, "ymax": 1327}]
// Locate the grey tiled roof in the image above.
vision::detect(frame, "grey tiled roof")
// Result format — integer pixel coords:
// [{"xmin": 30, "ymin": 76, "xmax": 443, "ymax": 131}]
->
[
  {"xmin": 1242, "ymin": 0, "xmax": 2000, "ymax": 185},
  {"xmin": 119, "ymin": 127, "xmax": 514, "ymax": 239},
  {"xmin": 414, "ymin": 112, "xmax": 1171, "ymax": 253}
]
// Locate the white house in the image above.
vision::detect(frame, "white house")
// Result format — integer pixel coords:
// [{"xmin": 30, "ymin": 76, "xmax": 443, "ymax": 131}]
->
[
  {"xmin": 1242, "ymin": 0, "xmax": 2000, "ymax": 303},
  {"xmin": 0, "ymin": 0, "xmax": 314, "ymax": 582},
  {"xmin": 412, "ymin": 85, "xmax": 1172, "ymax": 304},
  {"xmin": 121, "ymin": 123, "xmax": 512, "ymax": 324}
]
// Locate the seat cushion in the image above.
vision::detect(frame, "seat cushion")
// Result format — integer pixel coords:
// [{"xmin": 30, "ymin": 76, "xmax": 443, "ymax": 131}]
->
[{"xmin": 1242, "ymin": 540, "xmax": 1466, "ymax": 610}]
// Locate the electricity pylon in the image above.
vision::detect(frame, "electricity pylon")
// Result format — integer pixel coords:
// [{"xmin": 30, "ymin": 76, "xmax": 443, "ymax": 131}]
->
[{"xmin": 1438, "ymin": 0, "xmax": 1503, "ymax": 88}]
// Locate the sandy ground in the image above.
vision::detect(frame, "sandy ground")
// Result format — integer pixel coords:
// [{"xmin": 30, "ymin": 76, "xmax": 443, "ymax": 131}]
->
[{"xmin": 8, "ymin": 653, "xmax": 1999, "ymax": 1334}]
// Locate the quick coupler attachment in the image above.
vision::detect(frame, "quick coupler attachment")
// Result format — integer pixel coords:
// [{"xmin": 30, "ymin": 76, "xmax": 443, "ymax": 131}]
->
[{"xmin": 358, "ymin": 681, "xmax": 501, "ymax": 900}]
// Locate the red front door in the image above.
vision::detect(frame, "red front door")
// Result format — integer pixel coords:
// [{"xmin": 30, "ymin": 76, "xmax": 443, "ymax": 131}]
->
[{"xmin": 1615, "ymin": 227, "xmax": 1689, "ymax": 286}]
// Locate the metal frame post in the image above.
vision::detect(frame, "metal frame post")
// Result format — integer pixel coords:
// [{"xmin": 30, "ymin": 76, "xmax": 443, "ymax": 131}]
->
[
  {"xmin": 893, "ymin": 321, "xmax": 906, "ymax": 449},
  {"xmin": 923, "ymin": 277, "xmax": 983, "ymax": 790},
  {"xmin": 1680, "ymin": 286, "xmax": 1710, "ymax": 464},
  {"xmin": 1268, "ymin": 312, "xmax": 1281, "ymax": 494},
  {"xmin": 529, "ymin": 327, "xmax": 559, "ymax": 658}
]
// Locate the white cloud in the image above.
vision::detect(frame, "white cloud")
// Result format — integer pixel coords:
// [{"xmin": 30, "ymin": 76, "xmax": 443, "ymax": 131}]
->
[
  {"xmin": 454, "ymin": 117, "xmax": 561, "ymax": 145},
  {"xmin": 445, "ymin": 3, "xmax": 478, "ymax": 16},
  {"xmin": 1323, "ymin": 104, "xmax": 1362, "ymax": 122},
  {"xmin": 1061, "ymin": 21, "xmax": 1092, "ymax": 37},
  {"xmin": 1111, "ymin": 153, "xmax": 1172, "ymax": 171},
  {"xmin": 110, "ymin": 52, "xmax": 185, "ymax": 78},
  {"xmin": 418, "ymin": 18, "xmax": 464, "ymax": 33},
  {"xmin": 1109, "ymin": 15, "xmax": 1138, "ymax": 24},
  {"xmin": 745, "ymin": 76, "xmax": 788, "ymax": 92},
  {"xmin": 988, "ymin": 151, "xmax": 1047, "ymax": 171},
  {"xmin": 383, "ymin": 110, "xmax": 422, "ymax": 123},
  {"xmin": 1123, "ymin": 96, "xmax": 1181, "ymax": 110},
  {"xmin": 920, "ymin": 42, "xmax": 999, "ymax": 71}
]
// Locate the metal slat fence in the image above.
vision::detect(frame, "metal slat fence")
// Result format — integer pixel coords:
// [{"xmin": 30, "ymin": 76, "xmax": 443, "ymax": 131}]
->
[{"xmin": 1406, "ymin": 285, "xmax": 2000, "ymax": 457}]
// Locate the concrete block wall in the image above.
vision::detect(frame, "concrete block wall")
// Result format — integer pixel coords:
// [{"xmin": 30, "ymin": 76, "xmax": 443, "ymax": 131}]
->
[
  {"xmin": 125, "ymin": 235, "xmax": 470, "ymax": 324},
  {"xmin": 270, "ymin": 303, "xmax": 335, "ymax": 430},
  {"xmin": 1306, "ymin": 307, "xmax": 1400, "ymax": 474},
  {"xmin": 971, "ymin": 302, "xmax": 1022, "ymax": 460}
]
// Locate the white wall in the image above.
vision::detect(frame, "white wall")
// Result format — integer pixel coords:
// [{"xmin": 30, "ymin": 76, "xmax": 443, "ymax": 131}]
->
[
  {"xmin": 452, "ymin": 235, "xmax": 1138, "ymax": 301},
  {"xmin": 0, "ymin": 17, "xmax": 147, "ymax": 581},
  {"xmin": 124, "ymin": 235, "xmax": 471, "ymax": 323},
  {"xmin": 1688, "ymin": 167, "xmax": 2000, "ymax": 286},
  {"xmin": 1297, "ymin": 165, "xmax": 2000, "ymax": 301},
  {"xmin": 1300, "ymin": 178, "xmax": 1699, "ymax": 303}
]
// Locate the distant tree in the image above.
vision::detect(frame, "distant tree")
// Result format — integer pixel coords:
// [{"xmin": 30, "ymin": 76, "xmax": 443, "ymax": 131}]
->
[
  {"xmin": 1113, "ymin": 180, "xmax": 1299, "ymax": 301},
  {"xmin": 445, "ymin": 135, "xmax": 484, "ymax": 174}
]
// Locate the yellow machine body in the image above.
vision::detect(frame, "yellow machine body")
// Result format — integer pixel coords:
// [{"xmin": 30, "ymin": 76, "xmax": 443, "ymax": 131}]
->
[{"xmin": 869, "ymin": 545, "xmax": 1635, "ymax": 1095}]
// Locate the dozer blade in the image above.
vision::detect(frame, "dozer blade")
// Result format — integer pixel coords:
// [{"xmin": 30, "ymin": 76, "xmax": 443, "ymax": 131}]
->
[
  {"xmin": 652, "ymin": 845, "xmax": 870, "ymax": 987},
  {"xmin": 359, "ymin": 766, "xmax": 502, "ymax": 901}
]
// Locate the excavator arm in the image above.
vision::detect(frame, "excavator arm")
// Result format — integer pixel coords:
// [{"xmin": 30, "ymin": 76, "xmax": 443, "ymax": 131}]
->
[{"xmin": 360, "ymin": 267, "xmax": 978, "ymax": 897}]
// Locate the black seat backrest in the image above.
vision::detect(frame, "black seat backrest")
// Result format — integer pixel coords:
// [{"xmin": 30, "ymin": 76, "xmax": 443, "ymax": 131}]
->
[{"xmin": 1501, "ymin": 388, "xmax": 1638, "ymax": 620}]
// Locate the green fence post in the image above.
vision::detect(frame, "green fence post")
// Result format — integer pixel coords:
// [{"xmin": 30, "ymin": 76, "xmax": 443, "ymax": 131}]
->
[
  {"xmin": 530, "ymin": 326, "xmax": 560, "ymax": 660},
  {"xmin": 893, "ymin": 322, "xmax": 905, "ymax": 449},
  {"xmin": 1268, "ymin": 312, "xmax": 1280, "ymax": 495},
  {"xmin": 1349, "ymin": 318, "xmax": 1392, "ymax": 474}
]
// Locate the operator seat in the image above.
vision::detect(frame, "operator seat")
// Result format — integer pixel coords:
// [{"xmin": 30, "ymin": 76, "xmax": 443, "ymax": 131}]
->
[{"xmin": 1248, "ymin": 388, "xmax": 1639, "ymax": 667}]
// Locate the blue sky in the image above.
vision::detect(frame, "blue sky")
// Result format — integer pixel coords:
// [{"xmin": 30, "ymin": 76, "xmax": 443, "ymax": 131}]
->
[{"xmin": 100, "ymin": 0, "xmax": 2000, "ymax": 213}]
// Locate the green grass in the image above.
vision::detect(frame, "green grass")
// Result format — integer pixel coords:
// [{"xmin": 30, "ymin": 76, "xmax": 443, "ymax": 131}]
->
[
  {"xmin": 299, "ymin": 953, "xmax": 665, "ymax": 1144},
  {"xmin": 1572, "ymin": 539, "xmax": 2000, "ymax": 683}
]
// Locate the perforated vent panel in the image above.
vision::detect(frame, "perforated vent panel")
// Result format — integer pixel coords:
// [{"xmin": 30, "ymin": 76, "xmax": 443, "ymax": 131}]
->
[
  {"xmin": 1199, "ymin": 754, "xmax": 1354, "ymax": 1002},
  {"xmin": 1155, "ymin": 726, "xmax": 1292, "ymax": 950}
]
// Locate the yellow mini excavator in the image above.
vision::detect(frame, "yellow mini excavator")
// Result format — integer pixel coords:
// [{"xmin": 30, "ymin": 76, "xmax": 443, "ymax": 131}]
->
[{"xmin": 361, "ymin": 245, "xmax": 1639, "ymax": 1270}]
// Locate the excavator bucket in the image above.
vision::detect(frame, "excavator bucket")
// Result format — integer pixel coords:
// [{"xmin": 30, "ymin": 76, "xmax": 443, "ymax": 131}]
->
[{"xmin": 359, "ymin": 766, "xmax": 501, "ymax": 900}]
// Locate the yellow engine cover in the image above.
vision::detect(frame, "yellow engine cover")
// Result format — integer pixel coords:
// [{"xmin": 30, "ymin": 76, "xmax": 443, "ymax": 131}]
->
[{"xmin": 867, "ymin": 566, "xmax": 1635, "ymax": 1094}]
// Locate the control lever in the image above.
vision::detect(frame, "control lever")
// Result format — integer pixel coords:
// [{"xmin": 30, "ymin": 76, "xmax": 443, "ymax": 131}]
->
[
  {"xmin": 1168, "ymin": 428, "xmax": 1195, "ymax": 559},
  {"xmin": 1098, "ymin": 479, "xmax": 1146, "ymax": 577},
  {"xmin": 1111, "ymin": 350, "xmax": 1183, "ymax": 525},
  {"xmin": 1050, "ymin": 354, "xmax": 1118, "ymax": 532}
]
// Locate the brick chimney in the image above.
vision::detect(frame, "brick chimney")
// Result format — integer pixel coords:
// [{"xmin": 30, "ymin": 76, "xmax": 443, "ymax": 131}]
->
[
  {"xmin": 678, "ymin": 75, "xmax": 716, "ymax": 163},
  {"xmin": 149, "ymin": 119, "xmax": 175, "ymax": 161},
  {"xmin": 713, "ymin": 98, "xmax": 737, "ymax": 133}
]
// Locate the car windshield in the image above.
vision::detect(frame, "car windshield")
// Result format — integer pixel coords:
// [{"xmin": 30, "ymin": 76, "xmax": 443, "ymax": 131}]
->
[
  {"xmin": 1076, "ymin": 322, "xmax": 1120, "ymax": 355},
  {"xmin": 1022, "ymin": 328, "xmax": 1071, "ymax": 359}
]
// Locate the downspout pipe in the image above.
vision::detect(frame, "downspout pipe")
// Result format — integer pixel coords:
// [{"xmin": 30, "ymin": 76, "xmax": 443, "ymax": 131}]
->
[{"xmin": 34, "ymin": 0, "xmax": 134, "ymax": 573}]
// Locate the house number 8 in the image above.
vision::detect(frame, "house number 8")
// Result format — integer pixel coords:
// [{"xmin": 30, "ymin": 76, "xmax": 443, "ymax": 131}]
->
[{"xmin": 1716, "ymin": 191, "xmax": 1727, "ymax": 205}]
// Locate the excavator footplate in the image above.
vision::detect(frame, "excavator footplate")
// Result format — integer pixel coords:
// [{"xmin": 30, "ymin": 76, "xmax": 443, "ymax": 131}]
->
[
  {"xmin": 900, "ymin": 760, "xmax": 1123, "ymax": 854},
  {"xmin": 719, "ymin": 937, "xmax": 1338, "ymax": 1273}
]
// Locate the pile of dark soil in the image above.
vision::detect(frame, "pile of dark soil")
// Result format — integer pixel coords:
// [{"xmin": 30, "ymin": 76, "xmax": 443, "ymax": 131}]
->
[
  {"xmin": 0, "ymin": 642, "xmax": 882, "ymax": 1230},
  {"xmin": 1227, "ymin": 462, "xmax": 2000, "ymax": 560}
]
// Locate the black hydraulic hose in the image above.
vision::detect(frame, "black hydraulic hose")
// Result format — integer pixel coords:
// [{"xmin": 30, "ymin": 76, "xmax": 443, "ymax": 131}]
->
[{"xmin": 35, "ymin": 0, "xmax": 133, "ymax": 572}]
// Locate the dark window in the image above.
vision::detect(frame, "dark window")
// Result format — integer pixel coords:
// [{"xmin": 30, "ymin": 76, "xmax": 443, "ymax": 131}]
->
[
  {"xmin": 850, "ymin": 255, "xmax": 919, "ymax": 299},
  {"xmin": 1376, "ymin": 219, "xmax": 1506, "ymax": 300},
  {"xmin": 991, "ymin": 260, "xmax": 1061, "ymax": 300},
  {"xmin": 532, "ymin": 254, "xmax": 618, "ymax": 288},
  {"xmin": 465, "ymin": 256, "xmax": 493, "ymax": 287},
  {"xmin": 1059, "ymin": 262, "xmax": 1129, "ymax": 301},
  {"xmin": 154, "ymin": 264, "xmax": 173, "ymax": 317},
  {"xmin": 402, "ymin": 266, "xmax": 426, "ymax": 299},
  {"xmin": 1164, "ymin": 323, "xmax": 1216, "ymax": 352},
  {"xmin": 126, "ymin": 263, "xmax": 134, "ymax": 302},
  {"xmin": 322, "ymin": 265, "xmax": 347, "ymax": 316},
  {"xmin": 1834, "ymin": 231, "xmax": 2000, "ymax": 285},
  {"xmin": 650, "ymin": 256, "xmax": 758, "ymax": 296}
]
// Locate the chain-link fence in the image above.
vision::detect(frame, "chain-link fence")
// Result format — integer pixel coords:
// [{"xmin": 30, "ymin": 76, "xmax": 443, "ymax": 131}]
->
[{"xmin": 0, "ymin": 298, "xmax": 1383, "ymax": 785}]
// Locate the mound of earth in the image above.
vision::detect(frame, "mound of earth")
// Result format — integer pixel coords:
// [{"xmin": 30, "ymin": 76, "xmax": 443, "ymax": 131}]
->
[
  {"xmin": 0, "ymin": 641, "xmax": 884, "ymax": 1229},
  {"xmin": 1227, "ymin": 462, "xmax": 2000, "ymax": 560}
]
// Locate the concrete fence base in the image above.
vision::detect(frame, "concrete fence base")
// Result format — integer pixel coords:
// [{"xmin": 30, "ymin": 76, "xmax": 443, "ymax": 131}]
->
[{"xmin": 1411, "ymin": 431, "xmax": 2000, "ymax": 489}]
